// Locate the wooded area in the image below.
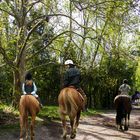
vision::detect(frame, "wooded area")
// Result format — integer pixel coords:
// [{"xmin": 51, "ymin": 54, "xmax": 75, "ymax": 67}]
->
[{"xmin": 0, "ymin": 0, "xmax": 139, "ymax": 108}]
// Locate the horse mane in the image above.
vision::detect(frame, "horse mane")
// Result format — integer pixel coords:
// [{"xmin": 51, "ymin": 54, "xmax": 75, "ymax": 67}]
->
[{"xmin": 58, "ymin": 87, "xmax": 83, "ymax": 116}]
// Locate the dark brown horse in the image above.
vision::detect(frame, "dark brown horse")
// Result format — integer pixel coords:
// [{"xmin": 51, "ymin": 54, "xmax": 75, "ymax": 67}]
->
[
  {"xmin": 114, "ymin": 95, "xmax": 132, "ymax": 131},
  {"xmin": 58, "ymin": 87, "xmax": 84, "ymax": 139},
  {"xmin": 19, "ymin": 95, "xmax": 40, "ymax": 140}
]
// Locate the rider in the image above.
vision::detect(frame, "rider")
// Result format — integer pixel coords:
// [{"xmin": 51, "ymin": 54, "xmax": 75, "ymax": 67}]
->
[
  {"xmin": 63, "ymin": 59, "xmax": 87, "ymax": 111},
  {"xmin": 22, "ymin": 72, "xmax": 43, "ymax": 108},
  {"xmin": 118, "ymin": 79, "xmax": 131, "ymax": 96}
]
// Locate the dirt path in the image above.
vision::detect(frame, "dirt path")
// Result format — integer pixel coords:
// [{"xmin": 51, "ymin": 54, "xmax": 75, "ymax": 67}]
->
[
  {"xmin": 0, "ymin": 108, "xmax": 140, "ymax": 140},
  {"xmin": 75, "ymin": 109, "xmax": 140, "ymax": 140}
]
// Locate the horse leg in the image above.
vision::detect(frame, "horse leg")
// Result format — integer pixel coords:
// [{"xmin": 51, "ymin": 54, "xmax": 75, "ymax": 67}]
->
[
  {"xmin": 20, "ymin": 115, "xmax": 24, "ymax": 140},
  {"xmin": 124, "ymin": 114, "xmax": 128, "ymax": 131},
  {"xmin": 116, "ymin": 114, "xmax": 122, "ymax": 131},
  {"xmin": 60, "ymin": 113, "xmax": 67, "ymax": 139},
  {"xmin": 30, "ymin": 116, "xmax": 36, "ymax": 140},
  {"xmin": 128, "ymin": 113, "xmax": 130, "ymax": 127},
  {"xmin": 70, "ymin": 115, "xmax": 76, "ymax": 139},
  {"xmin": 70, "ymin": 110, "xmax": 81, "ymax": 139},
  {"xmin": 25, "ymin": 113, "xmax": 29, "ymax": 140},
  {"xmin": 119, "ymin": 121, "xmax": 123, "ymax": 131},
  {"xmin": 75, "ymin": 111, "xmax": 81, "ymax": 130},
  {"xmin": 118, "ymin": 117, "xmax": 123, "ymax": 131}
]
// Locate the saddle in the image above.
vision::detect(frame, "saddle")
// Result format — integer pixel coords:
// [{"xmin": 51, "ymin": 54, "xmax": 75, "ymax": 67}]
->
[{"xmin": 68, "ymin": 86, "xmax": 84, "ymax": 101}]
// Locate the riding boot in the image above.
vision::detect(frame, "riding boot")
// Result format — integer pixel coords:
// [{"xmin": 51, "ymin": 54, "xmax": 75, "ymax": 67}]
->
[{"xmin": 77, "ymin": 88, "xmax": 87, "ymax": 112}]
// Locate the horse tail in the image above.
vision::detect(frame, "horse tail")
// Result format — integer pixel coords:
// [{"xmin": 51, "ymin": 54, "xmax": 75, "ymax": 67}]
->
[
  {"xmin": 59, "ymin": 88, "xmax": 78, "ymax": 116},
  {"xmin": 19, "ymin": 96, "xmax": 29, "ymax": 127},
  {"xmin": 115, "ymin": 97, "xmax": 125, "ymax": 125},
  {"xmin": 66, "ymin": 91, "xmax": 78, "ymax": 116}
]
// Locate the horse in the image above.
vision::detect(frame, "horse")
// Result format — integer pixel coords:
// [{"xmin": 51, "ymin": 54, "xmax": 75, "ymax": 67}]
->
[
  {"xmin": 19, "ymin": 94, "xmax": 40, "ymax": 140},
  {"xmin": 58, "ymin": 87, "xmax": 84, "ymax": 139},
  {"xmin": 114, "ymin": 95, "xmax": 132, "ymax": 131}
]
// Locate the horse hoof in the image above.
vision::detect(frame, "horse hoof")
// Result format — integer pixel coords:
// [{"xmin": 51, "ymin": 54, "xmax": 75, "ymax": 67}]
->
[
  {"xmin": 70, "ymin": 133, "xmax": 76, "ymax": 139},
  {"xmin": 62, "ymin": 134, "xmax": 67, "ymax": 140},
  {"xmin": 124, "ymin": 126, "xmax": 128, "ymax": 131}
]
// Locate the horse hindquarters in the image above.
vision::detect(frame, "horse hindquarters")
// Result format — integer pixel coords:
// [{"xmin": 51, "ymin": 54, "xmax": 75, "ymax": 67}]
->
[
  {"xmin": 115, "ymin": 95, "xmax": 131, "ymax": 131},
  {"xmin": 19, "ymin": 95, "xmax": 40, "ymax": 140},
  {"xmin": 58, "ymin": 88, "xmax": 82, "ymax": 139}
]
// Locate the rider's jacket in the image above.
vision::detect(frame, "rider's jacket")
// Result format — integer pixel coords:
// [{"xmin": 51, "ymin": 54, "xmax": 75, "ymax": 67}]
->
[{"xmin": 63, "ymin": 67, "xmax": 80, "ymax": 88}]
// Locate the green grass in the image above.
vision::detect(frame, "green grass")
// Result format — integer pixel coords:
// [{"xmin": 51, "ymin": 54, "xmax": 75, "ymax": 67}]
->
[
  {"xmin": 38, "ymin": 106, "xmax": 60, "ymax": 120},
  {"xmin": 81, "ymin": 108, "xmax": 103, "ymax": 117}
]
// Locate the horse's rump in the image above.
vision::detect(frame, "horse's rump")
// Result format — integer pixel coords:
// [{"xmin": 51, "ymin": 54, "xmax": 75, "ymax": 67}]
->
[
  {"xmin": 19, "ymin": 95, "xmax": 40, "ymax": 139},
  {"xmin": 114, "ymin": 95, "xmax": 132, "ymax": 128},
  {"xmin": 114, "ymin": 95, "xmax": 132, "ymax": 113},
  {"xmin": 58, "ymin": 87, "xmax": 83, "ymax": 139},
  {"xmin": 19, "ymin": 95, "xmax": 40, "ymax": 116},
  {"xmin": 58, "ymin": 87, "xmax": 83, "ymax": 115}
]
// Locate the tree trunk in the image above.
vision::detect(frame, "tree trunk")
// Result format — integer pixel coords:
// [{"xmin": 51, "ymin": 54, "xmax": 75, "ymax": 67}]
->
[
  {"xmin": 12, "ymin": 70, "xmax": 21, "ymax": 107},
  {"xmin": 12, "ymin": 53, "xmax": 26, "ymax": 107}
]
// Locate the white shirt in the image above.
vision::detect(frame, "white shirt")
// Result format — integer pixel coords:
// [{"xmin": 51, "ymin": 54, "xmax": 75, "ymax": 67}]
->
[{"xmin": 119, "ymin": 84, "xmax": 131, "ymax": 95}]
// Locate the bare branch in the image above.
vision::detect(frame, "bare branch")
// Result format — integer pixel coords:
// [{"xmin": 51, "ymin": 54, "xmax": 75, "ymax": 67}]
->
[
  {"xmin": 26, "ymin": 30, "xmax": 97, "ymax": 61},
  {"xmin": 26, "ymin": 30, "xmax": 70, "ymax": 61},
  {"xmin": 26, "ymin": 0, "xmax": 42, "ymax": 15},
  {"xmin": 49, "ymin": 13, "xmax": 97, "ymax": 33},
  {"xmin": 17, "ymin": 18, "xmax": 45, "ymax": 66}
]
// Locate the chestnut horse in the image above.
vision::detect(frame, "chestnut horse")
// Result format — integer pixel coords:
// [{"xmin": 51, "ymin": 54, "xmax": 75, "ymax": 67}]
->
[
  {"xmin": 58, "ymin": 87, "xmax": 84, "ymax": 139},
  {"xmin": 114, "ymin": 95, "xmax": 132, "ymax": 131},
  {"xmin": 19, "ymin": 95, "xmax": 40, "ymax": 140}
]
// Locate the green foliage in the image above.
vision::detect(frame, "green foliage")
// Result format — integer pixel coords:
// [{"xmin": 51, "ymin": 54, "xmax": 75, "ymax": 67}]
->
[
  {"xmin": 31, "ymin": 63, "xmax": 61, "ymax": 105},
  {"xmin": 134, "ymin": 60, "xmax": 140, "ymax": 91},
  {"xmin": 0, "ymin": 66, "xmax": 13, "ymax": 103},
  {"xmin": 0, "ymin": 0, "xmax": 139, "ymax": 108},
  {"xmin": 38, "ymin": 106, "xmax": 60, "ymax": 120}
]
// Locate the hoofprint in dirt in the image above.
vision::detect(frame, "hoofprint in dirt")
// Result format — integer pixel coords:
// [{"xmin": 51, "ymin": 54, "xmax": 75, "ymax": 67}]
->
[{"xmin": 0, "ymin": 108, "xmax": 139, "ymax": 140}]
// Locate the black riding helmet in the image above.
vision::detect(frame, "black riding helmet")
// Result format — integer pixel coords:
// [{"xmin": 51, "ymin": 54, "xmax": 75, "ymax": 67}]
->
[{"xmin": 25, "ymin": 72, "xmax": 32, "ymax": 80}]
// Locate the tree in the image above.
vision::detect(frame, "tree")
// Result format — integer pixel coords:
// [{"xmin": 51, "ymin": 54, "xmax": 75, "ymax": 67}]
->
[
  {"xmin": 0, "ymin": 0, "xmax": 54, "ymax": 105},
  {"xmin": 0, "ymin": 0, "xmax": 139, "ymax": 108}
]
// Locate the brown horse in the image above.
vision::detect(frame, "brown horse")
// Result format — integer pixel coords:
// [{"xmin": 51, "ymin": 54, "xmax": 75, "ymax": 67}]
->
[
  {"xmin": 58, "ymin": 87, "xmax": 84, "ymax": 139},
  {"xmin": 19, "ymin": 95, "xmax": 40, "ymax": 140},
  {"xmin": 114, "ymin": 95, "xmax": 132, "ymax": 131}
]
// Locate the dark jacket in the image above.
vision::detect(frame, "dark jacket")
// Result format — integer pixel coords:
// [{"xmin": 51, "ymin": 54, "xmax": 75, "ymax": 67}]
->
[
  {"xmin": 24, "ymin": 83, "xmax": 34, "ymax": 94},
  {"xmin": 63, "ymin": 67, "xmax": 81, "ymax": 88}
]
